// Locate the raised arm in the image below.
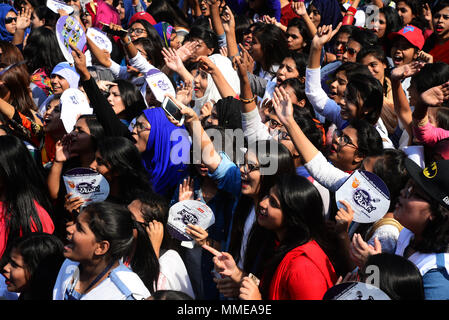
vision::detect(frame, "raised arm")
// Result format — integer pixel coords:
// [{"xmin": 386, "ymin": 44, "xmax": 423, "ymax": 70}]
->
[
  {"xmin": 198, "ymin": 55, "xmax": 237, "ymax": 99},
  {"xmin": 390, "ymin": 61, "xmax": 426, "ymax": 142},
  {"xmin": 220, "ymin": 5, "xmax": 239, "ymax": 59},
  {"xmin": 291, "ymin": 1, "xmax": 317, "ymax": 37}
]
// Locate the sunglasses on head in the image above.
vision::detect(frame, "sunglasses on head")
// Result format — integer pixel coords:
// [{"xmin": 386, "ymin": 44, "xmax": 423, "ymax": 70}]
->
[{"xmin": 4, "ymin": 17, "xmax": 17, "ymax": 24}]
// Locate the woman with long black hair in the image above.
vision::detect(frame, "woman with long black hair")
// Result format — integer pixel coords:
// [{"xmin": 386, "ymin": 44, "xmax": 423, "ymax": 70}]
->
[{"xmin": 0, "ymin": 135, "xmax": 54, "ymax": 263}]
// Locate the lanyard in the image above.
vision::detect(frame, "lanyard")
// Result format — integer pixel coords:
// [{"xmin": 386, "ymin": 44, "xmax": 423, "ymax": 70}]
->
[{"xmin": 66, "ymin": 260, "xmax": 115, "ymax": 299}]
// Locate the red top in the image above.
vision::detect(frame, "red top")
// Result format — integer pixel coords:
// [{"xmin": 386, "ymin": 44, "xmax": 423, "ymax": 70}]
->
[
  {"xmin": 0, "ymin": 200, "xmax": 54, "ymax": 258},
  {"xmin": 430, "ymin": 39, "xmax": 449, "ymax": 65},
  {"xmin": 280, "ymin": 2, "xmax": 300, "ymax": 27},
  {"xmin": 268, "ymin": 240, "xmax": 337, "ymax": 300}
]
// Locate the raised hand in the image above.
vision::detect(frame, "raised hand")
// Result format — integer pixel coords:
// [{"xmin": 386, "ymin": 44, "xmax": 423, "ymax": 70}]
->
[
  {"xmin": 162, "ymin": 47, "xmax": 185, "ymax": 73},
  {"xmin": 176, "ymin": 80, "xmax": 193, "ymax": 106},
  {"xmin": 219, "ymin": 46, "xmax": 228, "ymax": 57},
  {"xmin": 179, "ymin": 177, "xmax": 195, "ymax": 202},
  {"xmin": 177, "ymin": 40, "xmax": 198, "ymax": 62},
  {"xmin": 417, "ymin": 50, "xmax": 433, "ymax": 63},
  {"xmin": 70, "ymin": 43, "xmax": 90, "ymax": 80},
  {"xmin": 16, "ymin": 7, "xmax": 31, "ymax": 30},
  {"xmin": 198, "ymin": 55, "xmax": 217, "ymax": 74},
  {"xmin": 390, "ymin": 61, "xmax": 426, "ymax": 82},
  {"xmin": 419, "ymin": 81, "xmax": 449, "ymax": 107},
  {"xmin": 64, "ymin": 193, "xmax": 85, "ymax": 217},
  {"xmin": 291, "ymin": 1, "xmax": 307, "ymax": 16},
  {"xmin": 199, "ymin": 101, "xmax": 213, "ymax": 122},
  {"xmin": 220, "ymin": 5, "xmax": 235, "ymax": 33},
  {"xmin": 311, "ymin": 23, "xmax": 342, "ymax": 49},
  {"xmin": 272, "ymin": 86, "xmax": 294, "ymax": 126}
]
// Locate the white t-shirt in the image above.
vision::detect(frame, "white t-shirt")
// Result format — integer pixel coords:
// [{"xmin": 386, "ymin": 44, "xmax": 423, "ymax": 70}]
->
[
  {"xmin": 157, "ymin": 249, "xmax": 195, "ymax": 299},
  {"xmin": 53, "ymin": 259, "xmax": 150, "ymax": 300}
]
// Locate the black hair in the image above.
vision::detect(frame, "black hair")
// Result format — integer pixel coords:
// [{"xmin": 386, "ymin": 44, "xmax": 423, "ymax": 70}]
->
[
  {"xmin": 234, "ymin": 14, "xmax": 252, "ymax": 45},
  {"xmin": 228, "ymin": 140, "xmax": 296, "ymax": 269},
  {"xmin": 396, "ymin": 0, "xmax": 430, "ymax": 30},
  {"xmin": 370, "ymin": 149, "xmax": 409, "ymax": 212},
  {"xmin": 130, "ymin": 19, "xmax": 164, "ymax": 47},
  {"xmin": 132, "ymin": 37, "xmax": 164, "ymax": 69},
  {"xmin": 280, "ymin": 78, "xmax": 315, "ymax": 117},
  {"xmin": 334, "ymin": 61, "xmax": 373, "ymax": 80},
  {"xmin": 33, "ymin": 5, "xmax": 59, "ymax": 29},
  {"xmin": 14, "ymin": 0, "xmax": 45, "ymax": 10},
  {"xmin": 284, "ymin": 50, "xmax": 308, "ymax": 78},
  {"xmin": 184, "ymin": 25, "xmax": 219, "ymax": 53},
  {"xmin": 380, "ymin": 6, "xmax": 402, "ymax": 37},
  {"xmin": 344, "ymin": 73, "xmax": 383, "ymax": 125},
  {"xmin": 287, "ymin": 17, "xmax": 313, "ymax": 54},
  {"xmin": 436, "ymin": 107, "xmax": 449, "ymax": 130},
  {"xmin": 250, "ymin": 174, "xmax": 347, "ymax": 298},
  {"xmin": 0, "ymin": 135, "xmax": 53, "ymax": 266},
  {"xmin": 252, "ymin": 24, "xmax": 288, "ymax": 78},
  {"xmin": 112, "ymin": 79, "xmax": 147, "ymax": 122},
  {"xmin": 212, "ymin": 97, "xmax": 243, "ymax": 130},
  {"xmin": 96, "ymin": 137, "xmax": 153, "ymax": 205},
  {"xmin": 361, "ymin": 253, "xmax": 424, "ymax": 300},
  {"xmin": 348, "ymin": 27, "xmax": 380, "ymax": 51},
  {"xmin": 82, "ymin": 202, "xmax": 135, "ymax": 262},
  {"xmin": 293, "ymin": 107, "xmax": 324, "ymax": 151},
  {"xmin": 411, "ymin": 63, "xmax": 449, "ymax": 107},
  {"xmin": 77, "ymin": 114, "xmax": 105, "ymax": 149},
  {"xmin": 7, "ymin": 233, "xmax": 64, "ymax": 300},
  {"xmin": 151, "ymin": 290, "xmax": 194, "ymax": 300},
  {"xmin": 356, "ymin": 45, "xmax": 390, "ymax": 96},
  {"xmin": 23, "ymin": 26, "xmax": 65, "ymax": 75},
  {"xmin": 146, "ymin": 0, "xmax": 189, "ymax": 29},
  {"xmin": 349, "ymin": 118, "xmax": 384, "ymax": 160}
]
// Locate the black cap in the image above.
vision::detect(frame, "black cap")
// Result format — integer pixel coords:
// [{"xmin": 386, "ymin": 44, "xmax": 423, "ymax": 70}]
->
[{"xmin": 405, "ymin": 158, "xmax": 449, "ymax": 210}]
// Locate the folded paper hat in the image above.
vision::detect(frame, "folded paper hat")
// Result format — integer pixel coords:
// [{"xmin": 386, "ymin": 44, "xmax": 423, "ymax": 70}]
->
[
  {"xmin": 141, "ymin": 68, "xmax": 175, "ymax": 105},
  {"xmin": 405, "ymin": 158, "xmax": 449, "ymax": 210},
  {"xmin": 60, "ymin": 88, "xmax": 93, "ymax": 133}
]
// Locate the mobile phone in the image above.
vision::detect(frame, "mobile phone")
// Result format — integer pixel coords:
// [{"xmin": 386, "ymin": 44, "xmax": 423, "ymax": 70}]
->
[
  {"xmin": 162, "ymin": 96, "xmax": 185, "ymax": 126},
  {"xmin": 100, "ymin": 22, "xmax": 128, "ymax": 37}
]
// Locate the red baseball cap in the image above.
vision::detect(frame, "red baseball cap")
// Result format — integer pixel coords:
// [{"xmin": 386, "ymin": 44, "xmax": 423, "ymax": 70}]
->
[
  {"xmin": 388, "ymin": 25, "xmax": 425, "ymax": 50},
  {"xmin": 128, "ymin": 12, "xmax": 157, "ymax": 26}
]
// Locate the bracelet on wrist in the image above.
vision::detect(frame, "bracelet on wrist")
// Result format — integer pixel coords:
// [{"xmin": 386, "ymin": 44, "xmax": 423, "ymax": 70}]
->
[{"xmin": 240, "ymin": 96, "xmax": 256, "ymax": 104}]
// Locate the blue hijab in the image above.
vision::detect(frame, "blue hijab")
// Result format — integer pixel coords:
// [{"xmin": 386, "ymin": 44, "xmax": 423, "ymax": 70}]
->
[
  {"xmin": 309, "ymin": 0, "xmax": 342, "ymax": 29},
  {"xmin": 142, "ymin": 107, "xmax": 191, "ymax": 196},
  {"xmin": 0, "ymin": 4, "xmax": 16, "ymax": 42}
]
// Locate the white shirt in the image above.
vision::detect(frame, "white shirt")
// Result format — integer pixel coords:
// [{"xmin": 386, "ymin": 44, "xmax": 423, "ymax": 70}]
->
[{"xmin": 53, "ymin": 259, "xmax": 150, "ymax": 300}]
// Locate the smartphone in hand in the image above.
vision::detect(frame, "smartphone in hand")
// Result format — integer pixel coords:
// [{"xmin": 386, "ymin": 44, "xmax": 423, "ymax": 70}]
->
[{"xmin": 162, "ymin": 96, "xmax": 185, "ymax": 126}]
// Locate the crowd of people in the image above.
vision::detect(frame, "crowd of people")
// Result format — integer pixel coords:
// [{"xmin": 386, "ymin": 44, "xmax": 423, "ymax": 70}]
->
[{"xmin": 0, "ymin": 0, "xmax": 448, "ymax": 301}]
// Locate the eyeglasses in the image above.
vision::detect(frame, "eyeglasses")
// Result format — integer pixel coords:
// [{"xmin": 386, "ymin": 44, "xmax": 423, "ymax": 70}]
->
[
  {"xmin": 268, "ymin": 118, "xmax": 282, "ymax": 130},
  {"xmin": 4, "ymin": 17, "xmax": 17, "ymax": 24},
  {"xmin": 131, "ymin": 121, "xmax": 151, "ymax": 132},
  {"xmin": 128, "ymin": 28, "xmax": 146, "ymax": 35},
  {"xmin": 239, "ymin": 162, "xmax": 260, "ymax": 174},
  {"xmin": 334, "ymin": 129, "xmax": 358, "ymax": 149},
  {"xmin": 335, "ymin": 43, "xmax": 358, "ymax": 56}
]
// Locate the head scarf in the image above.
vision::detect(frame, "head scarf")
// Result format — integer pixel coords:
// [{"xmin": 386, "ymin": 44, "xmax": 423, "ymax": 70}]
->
[
  {"xmin": 122, "ymin": 0, "xmax": 147, "ymax": 28},
  {"xmin": 154, "ymin": 22, "xmax": 173, "ymax": 48},
  {"xmin": 0, "ymin": 4, "xmax": 17, "ymax": 42},
  {"xmin": 51, "ymin": 62, "xmax": 80, "ymax": 89},
  {"xmin": 141, "ymin": 107, "xmax": 191, "ymax": 196},
  {"xmin": 309, "ymin": 0, "xmax": 342, "ymax": 29},
  {"xmin": 193, "ymin": 54, "xmax": 240, "ymax": 114},
  {"xmin": 215, "ymin": 97, "xmax": 243, "ymax": 130}
]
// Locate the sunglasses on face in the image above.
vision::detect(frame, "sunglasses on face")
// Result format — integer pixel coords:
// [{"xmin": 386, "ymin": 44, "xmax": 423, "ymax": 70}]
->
[{"xmin": 4, "ymin": 17, "xmax": 17, "ymax": 24}]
